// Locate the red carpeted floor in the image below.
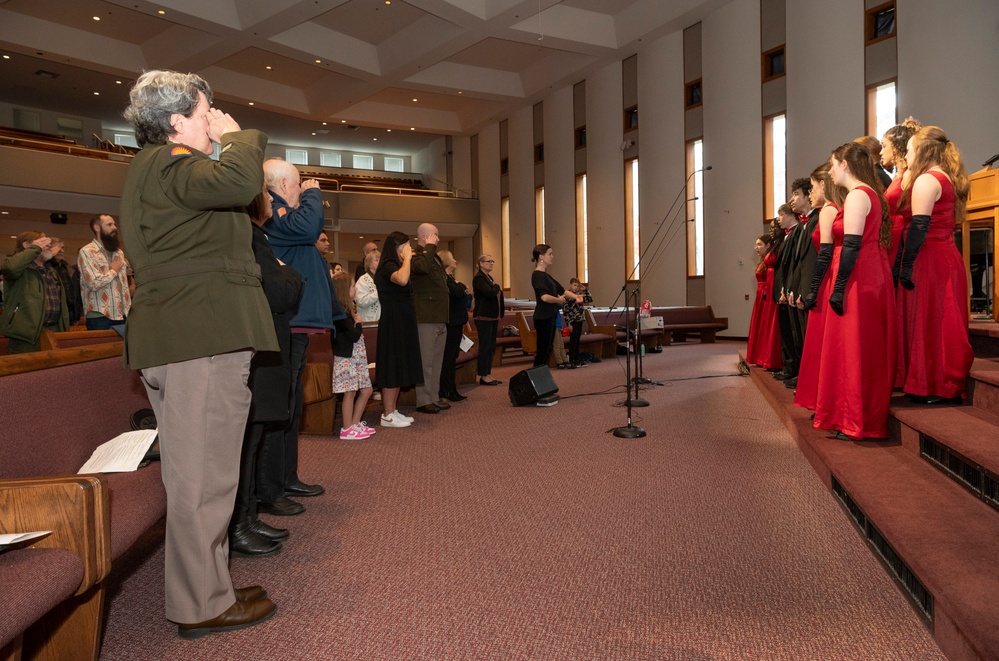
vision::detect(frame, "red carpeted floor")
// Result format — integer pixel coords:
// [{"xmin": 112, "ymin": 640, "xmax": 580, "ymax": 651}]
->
[{"xmin": 99, "ymin": 342, "xmax": 944, "ymax": 660}]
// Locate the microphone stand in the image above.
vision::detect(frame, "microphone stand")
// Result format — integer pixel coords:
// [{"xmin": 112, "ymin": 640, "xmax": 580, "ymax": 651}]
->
[
  {"xmin": 612, "ymin": 285, "xmax": 647, "ymax": 438},
  {"xmin": 607, "ymin": 167, "xmax": 711, "ymax": 438}
]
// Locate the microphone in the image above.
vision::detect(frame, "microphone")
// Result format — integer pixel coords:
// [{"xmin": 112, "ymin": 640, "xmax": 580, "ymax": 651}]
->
[{"xmin": 701, "ymin": 165, "xmax": 713, "ymax": 171}]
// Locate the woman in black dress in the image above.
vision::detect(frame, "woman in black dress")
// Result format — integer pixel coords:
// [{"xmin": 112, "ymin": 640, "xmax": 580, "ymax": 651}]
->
[
  {"xmin": 374, "ymin": 231, "xmax": 423, "ymax": 427},
  {"xmin": 531, "ymin": 244, "xmax": 583, "ymax": 368},
  {"xmin": 472, "ymin": 253, "xmax": 504, "ymax": 385}
]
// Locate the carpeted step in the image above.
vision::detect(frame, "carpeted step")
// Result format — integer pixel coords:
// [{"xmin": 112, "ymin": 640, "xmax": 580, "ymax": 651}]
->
[
  {"xmin": 970, "ymin": 358, "xmax": 999, "ymax": 413},
  {"xmin": 892, "ymin": 403, "xmax": 999, "ymax": 511},
  {"xmin": 748, "ymin": 362, "xmax": 999, "ymax": 661}
]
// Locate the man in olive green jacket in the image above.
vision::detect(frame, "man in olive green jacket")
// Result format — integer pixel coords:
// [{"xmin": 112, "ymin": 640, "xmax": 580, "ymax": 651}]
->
[
  {"xmin": 411, "ymin": 223, "xmax": 450, "ymax": 413},
  {"xmin": 120, "ymin": 70, "xmax": 278, "ymax": 638},
  {"xmin": 1, "ymin": 232, "xmax": 69, "ymax": 353}
]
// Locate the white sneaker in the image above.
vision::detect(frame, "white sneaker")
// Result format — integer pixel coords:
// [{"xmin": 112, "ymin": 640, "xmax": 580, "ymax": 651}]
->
[
  {"xmin": 372, "ymin": 391, "xmax": 382, "ymax": 401},
  {"xmin": 380, "ymin": 412, "xmax": 411, "ymax": 428},
  {"xmin": 394, "ymin": 410, "xmax": 415, "ymax": 424}
]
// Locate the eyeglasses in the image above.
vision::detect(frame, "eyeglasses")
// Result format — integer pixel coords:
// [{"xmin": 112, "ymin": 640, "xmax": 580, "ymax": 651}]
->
[{"xmin": 480, "ymin": 260, "xmax": 495, "ymax": 264}]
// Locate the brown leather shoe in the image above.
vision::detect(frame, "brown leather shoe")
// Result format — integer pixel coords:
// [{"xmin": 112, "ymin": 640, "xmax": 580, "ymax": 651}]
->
[
  {"xmin": 177, "ymin": 597, "xmax": 277, "ymax": 639},
  {"xmin": 234, "ymin": 585, "xmax": 266, "ymax": 602}
]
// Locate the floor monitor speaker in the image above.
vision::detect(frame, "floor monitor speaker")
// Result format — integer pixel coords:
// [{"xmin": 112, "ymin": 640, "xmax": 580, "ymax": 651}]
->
[{"xmin": 508, "ymin": 365, "xmax": 559, "ymax": 407}]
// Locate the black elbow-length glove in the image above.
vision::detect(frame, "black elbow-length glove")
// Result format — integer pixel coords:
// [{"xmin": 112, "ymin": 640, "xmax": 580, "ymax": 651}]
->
[
  {"xmin": 828, "ymin": 234, "xmax": 862, "ymax": 316},
  {"xmin": 899, "ymin": 214, "xmax": 931, "ymax": 290},
  {"xmin": 802, "ymin": 243, "xmax": 833, "ymax": 311}
]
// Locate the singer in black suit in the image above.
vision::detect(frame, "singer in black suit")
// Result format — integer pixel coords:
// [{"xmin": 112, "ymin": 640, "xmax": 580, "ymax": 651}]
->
[
  {"xmin": 771, "ymin": 203, "xmax": 800, "ymax": 381},
  {"xmin": 786, "ymin": 201, "xmax": 821, "ymax": 388},
  {"xmin": 776, "ymin": 178, "xmax": 814, "ymax": 388}
]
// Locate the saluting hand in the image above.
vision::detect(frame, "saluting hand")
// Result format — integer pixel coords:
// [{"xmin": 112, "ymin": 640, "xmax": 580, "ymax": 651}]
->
[{"xmin": 207, "ymin": 107, "xmax": 241, "ymax": 144}]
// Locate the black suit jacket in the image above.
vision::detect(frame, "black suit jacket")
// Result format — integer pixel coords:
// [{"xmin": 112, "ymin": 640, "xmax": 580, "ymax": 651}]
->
[
  {"xmin": 787, "ymin": 208, "xmax": 821, "ymax": 299},
  {"xmin": 249, "ymin": 224, "xmax": 303, "ymax": 422},
  {"xmin": 472, "ymin": 270, "xmax": 504, "ymax": 319},
  {"xmin": 772, "ymin": 224, "xmax": 801, "ymax": 302},
  {"xmin": 446, "ymin": 274, "xmax": 470, "ymax": 327}
]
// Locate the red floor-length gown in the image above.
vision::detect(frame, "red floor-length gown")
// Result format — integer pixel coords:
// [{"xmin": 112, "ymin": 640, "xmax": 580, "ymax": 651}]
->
[
  {"xmin": 813, "ymin": 186, "xmax": 896, "ymax": 439},
  {"xmin": 898, "ymin": 170, "xmax": 975, "ymax": 399},
  {"xmin": 885, "ymin": 175, "xmax": 911, "ymax": 388},
  {"xmin": 794, "ymin": 204, "xmax": 841, "ymax": 410},
  {"xmin": 747, "ymin": 250, "xmax": 782, "ymax": 369}
]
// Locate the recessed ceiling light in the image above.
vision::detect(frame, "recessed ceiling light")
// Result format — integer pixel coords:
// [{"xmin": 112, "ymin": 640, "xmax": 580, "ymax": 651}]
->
[
  {"xmin": 322, "ymin": 122, "xmax": 327, "ymax": 126},
  {"xmin": 93, "ymin": 91, "xmax": 100, "ymax": 95},
  {"xmin": 2, "ymin": 211, "xmax": 9, "ymax": 215},
  {"xmin": 412, "ymin": 98, "xmax": 418, "ymax": 102},
  {"xmin": 265, "ymin": 66, "xmax": 272, "ymax": 70},
  {"xmin": 93, "ymin": 16, "xmax": 101, "ymax": 21},
  {"xmin": 386, "ymin": 129, "xmax": 391, "ymax": 132},
  {"xmin": 359, "ymin": 236, "xmax": 364, "ymax": 239},
  {"xmin": 457, "ymin": 91, "xmax": 463, "ymax": 95},
  {"xmin": 341, "ymin": 120, "xmax": 347, "ymax": 123},
  {"xmin": 315, "ymin": 59, "xmax": 322, "ymax": 64},
  {"xmin": 385, "ymin": 1, "xmax": 391, "ymax": 4},
  {"xmin": 248, "ymin": 102, "xmax": 254, "ymax": 106},
  {"xmin": 157, "ymin": 10, "xmax": 165, "ymax": 15},
  {"xmin": 115, "ymin": 80, "xmax": 121, "ymax": 84},
  {"xmin": 410, "ymin": 127, "xmax": 415, "ymax": 131},
  {"xmin": 312, "ymin": 132, "xmax": 316, "ymax": 136},
  {"xmin": 3, "ymin": 55, "xmax": 10, "ymax": 60},
  {"xmin": 373, "ymin": 138, "xmax": 378, "ymax": 141}
]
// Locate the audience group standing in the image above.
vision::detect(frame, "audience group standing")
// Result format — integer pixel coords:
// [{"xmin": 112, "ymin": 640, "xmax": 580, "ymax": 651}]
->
[{"xmin": 748, "ymin": 119, "xmax": 976, "ymax": 441}]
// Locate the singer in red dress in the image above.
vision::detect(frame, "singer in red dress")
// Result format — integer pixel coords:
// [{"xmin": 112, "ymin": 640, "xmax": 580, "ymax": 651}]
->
[
  {"xmin": 897, "ymin": 126, "xmax": 975, "ymax": 403},
  {"xmin": 812, "ymin": 143, "xmax": 896, "ymax": 440},
  {"xmin": 794, "ymin": 160, "xmax": 845, "ymax": 411},
  {"xmin": 747, "ymin": 232, "xmax": 782, "ymax": 369},
  {"xmin": 881, "ymin": 117, "xmax": 923, "ymax": 387}
]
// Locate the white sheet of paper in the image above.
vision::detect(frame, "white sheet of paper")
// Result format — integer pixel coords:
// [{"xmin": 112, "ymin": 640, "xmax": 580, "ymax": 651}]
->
[
  {"xmin": 0, "ymin": 531, "xmax": 51, "ymax": 546},
  {"xmin": 78, "ymin": 429, "xmax": 158, "ymax": 474},
  {"xmin": 459, "ymin": 334, "xmax": 474, "ymax": 353}
]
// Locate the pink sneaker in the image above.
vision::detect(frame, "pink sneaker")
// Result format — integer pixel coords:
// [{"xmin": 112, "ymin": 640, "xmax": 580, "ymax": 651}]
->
[
  {"xmin": 358, "ymin": 421, "xmax": 376, "ymax": 436},
  {"xmin": 339, "ymin": 425, "xmax": 371, "ymax": 440}
]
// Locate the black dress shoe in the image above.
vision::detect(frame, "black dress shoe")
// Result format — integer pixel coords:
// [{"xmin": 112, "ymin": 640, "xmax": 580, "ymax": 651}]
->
[
  {"xmin": 443, "ymin": 391, "xmax": 467, "ymax": 402},
  {"xmin": 416, "ymin": 403, "xmax": 441, "ymax": 414},
  {"xmin": 909, "ymin": 395, "xmax": 963, "ymax": 405},
  {"xmin": 257, "ymin": 496, "xmax": 305, "ymax": 516},
  {"xmin": 479, "ymin": 378, "xmax": 502, "ymax": 386},
  {"xmin": 284, "ymin": 480, "xmax": 325, "ymax": 497},
  {"xmin": 772, "ymin": 372, "xmax": 789, "ymax": 381},
  {"xmin": 783, "ymin": 377, "xmax": 798, "ymax": 389},
  {"xmin": 249, "ymin": 518, "xmax": 289, "ymax": 541},
  {"xmin": 229, "ymin": 522, "xmax": 282, "ymax": 558},
  {"xmin": 177, "ymin": 597, "xmax": 277, "ymax": 639}
]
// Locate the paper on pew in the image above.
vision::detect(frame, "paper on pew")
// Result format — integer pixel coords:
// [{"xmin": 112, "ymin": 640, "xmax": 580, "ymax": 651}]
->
[
  {"xmin": 0, "ymin": 531, "xmax": 51, "ymax": 546},
  {"xmin": 459, "ymin": 334, "xmax": 474, "ymax": 353},
  {"xmin": 78, "ymin": 429, "xmax": 158, "ymax": 474}
]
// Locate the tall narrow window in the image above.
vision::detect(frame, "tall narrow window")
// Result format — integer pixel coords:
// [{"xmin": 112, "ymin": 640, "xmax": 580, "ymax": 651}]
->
[
  {"xmin": 625, "ymin": 159, "xmax": 640, "ymax": 280},
  {"xmin": 535, "ymin": 187, "xmax": 545, "ymax": 244},
  {"xmin": 764, "ymin": 114, "xmax": 787, "ymax": 218},
  {"xmin": 686, "ymin": 139, "xmax": 705, "ymax": 277},
  {"xmin": 576, "ymin": 174, "xmax": 588, "ymax": 282},
  {"xmin": 867, "ymin": 81, "xmax": 897, "ymax": 140},
  {"xmin": 501, "ymin": 197, "xmax": 511, "ymax": 289}
]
